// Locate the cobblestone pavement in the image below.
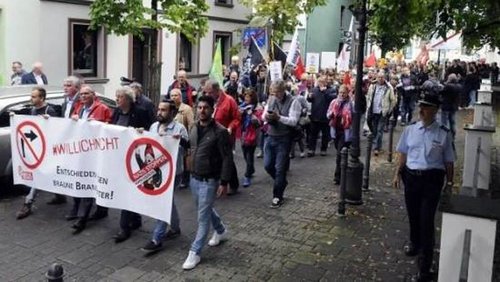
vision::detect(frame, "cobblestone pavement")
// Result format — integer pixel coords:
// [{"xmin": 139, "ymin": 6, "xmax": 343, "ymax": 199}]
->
[{"xmin": 0, "ymin": 110, "xmax": 496, "ymax": 282}]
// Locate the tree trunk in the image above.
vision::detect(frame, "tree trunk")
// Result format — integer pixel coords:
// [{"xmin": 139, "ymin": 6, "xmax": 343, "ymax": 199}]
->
[{"xmin": 147, "ymin": 0, "xmax": 161, "ymax": 107}]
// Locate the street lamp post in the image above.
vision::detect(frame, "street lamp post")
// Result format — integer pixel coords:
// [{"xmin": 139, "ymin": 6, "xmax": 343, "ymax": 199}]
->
[{"xmin": 345, "ymin": 0, "xmax": 368, "ymax": 205}]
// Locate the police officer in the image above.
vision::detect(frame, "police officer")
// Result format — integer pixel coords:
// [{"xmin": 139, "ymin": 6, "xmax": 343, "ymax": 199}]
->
[{"xmin": 393, "ymin": 93, "xmax": 455, "ymax": 281}]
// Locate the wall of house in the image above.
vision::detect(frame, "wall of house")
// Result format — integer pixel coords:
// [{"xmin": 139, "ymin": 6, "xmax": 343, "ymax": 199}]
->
[
  {"xmin": 0, "ymin": 7, "xmax": 5, "ymax": 85},
  {"xmin": 0, "ymin": 0, "xmax": 41, "ymax": 85},
  {"xmin": 207, "ymin": 1, "xmax": 251, "ymax": 22},
  {"xmin": 199, "ymin": 19, "xmax": 245, "ymax": 75},
  {"xmin": 103, "ymin": 35, "xmax": 129, "ymax": 96},
  {"xmin": 306, "ymin": 0, "xmax": 353, "ymax": 56},
  {"xmin": 161, "ymin": 30, "xmax": 179, "ymax": 95},
  {"xmin": 0, "ymin": 0, "xmax": 251, "ymax": 96},
  {"xmin": 38, "ymin": 1, "xmax": 89, "ymax": 86}
]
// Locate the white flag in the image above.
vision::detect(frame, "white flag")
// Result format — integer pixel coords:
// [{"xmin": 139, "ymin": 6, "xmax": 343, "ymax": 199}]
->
[
  {"xmin": 337, "ymin": 16, "xmax": 354, "ymax": 71},
  {"xmin": 286, "ymin": 29, "xmax": 299, "ymax": 65}
]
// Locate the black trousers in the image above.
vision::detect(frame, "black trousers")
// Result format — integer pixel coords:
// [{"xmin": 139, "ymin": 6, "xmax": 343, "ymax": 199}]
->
[
  {"xmin": 242, "ymin": 145, "xmax": 256, "ymax": 178},
  {"xmin": 308, "ymin": 121, "xmax": 330, "ymax": 152},
  {"xmin": 120, "ymin": 210, "xmax": 142, "ymax": 233},
  {"xmin": 77, "ymin": 199, "xmax": 108, "ymax": 222},
  {"xmin": 402, "ymin": 167, "xmax": 445, "ymax": 273},
  {"xmin": 333, "ymin": 133, "xmax": 350, "ymax": 182},
  {"xmin": 229, "ymin": 161, "xmax": 239, "ymax": 191}
]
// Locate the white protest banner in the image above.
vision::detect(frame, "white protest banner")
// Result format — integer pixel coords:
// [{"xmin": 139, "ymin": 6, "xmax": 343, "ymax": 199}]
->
[
  {"xmin": 269, "ymin": 60, "xmax": 283, "ymax": 81},
  {"xmin": 10, "ymin": 115, "xmax": 179, "ymax": 223},
  {"xmin": 306, "ymin": 53, "xmax": 320, "ymax": 74},
  {"xmin": 321, "ymin": 52, "xmax": 337, "ymax": 70}
]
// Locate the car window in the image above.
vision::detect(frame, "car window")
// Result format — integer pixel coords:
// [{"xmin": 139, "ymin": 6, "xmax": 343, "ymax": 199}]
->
[
  {"xmin": 0, "ymin": 102, "xmax": 31, "ymax": 127},
  {"xmin": 99, "ymin": 96, "xmax": 117, "ymax": 109},
  {"xmin": 46, "ymin": 97, "xmax": 65, "ymax": 117},
  {"xmin": 0, "ymin": 96, "xmax": 65, "ymax": 128}
]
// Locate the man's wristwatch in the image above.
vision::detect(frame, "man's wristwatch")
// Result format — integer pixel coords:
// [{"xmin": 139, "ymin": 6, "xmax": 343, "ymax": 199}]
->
[{"xmin": 446, "ymin": 181, "xmax": 453, "ymax": 186}]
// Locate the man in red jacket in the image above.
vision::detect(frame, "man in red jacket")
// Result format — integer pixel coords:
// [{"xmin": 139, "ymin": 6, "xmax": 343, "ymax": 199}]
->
[
  {"xmin": 72, "ymin": 84, "xmax": 112, "ymax": 122},
  {"xmin": 204, "ymin": 80, "xmax": 241, "ymax": 195},
  {"xmin": 167, "ymin": 70, "xmax": 196, "ymax": 107},
  {"xmin": 70, "ymin": 84, "xmax": 112, "ymax": 234}
]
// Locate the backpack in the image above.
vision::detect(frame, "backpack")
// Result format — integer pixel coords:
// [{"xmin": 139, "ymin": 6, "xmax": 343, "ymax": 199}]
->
[{"xmin": 422, "ymin": 79, "xmax": 443, "ymax": 96}]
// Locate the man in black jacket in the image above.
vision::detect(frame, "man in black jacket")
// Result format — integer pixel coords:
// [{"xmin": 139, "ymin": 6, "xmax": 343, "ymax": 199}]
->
[
  {"xmin": 21, "ymin": 62, "xmax": 48, "ymax": 85},
  {"xmin": 15, "ymin": 87, "xmax": 58, "ymax": 219},
  {"xmin": 440, "ymin": 74, "xmax": 462, "ymax": 137},
  {"xmin": 182, "ymin": 95, "xmax": 232, "ymax": 270},
  {"xmin": 112, "ymin": 86, "xmax": 153, "ymax": 243},
  {"xmin": 307, "ymin": 76, "xmax": 336, "ymax": 156}
]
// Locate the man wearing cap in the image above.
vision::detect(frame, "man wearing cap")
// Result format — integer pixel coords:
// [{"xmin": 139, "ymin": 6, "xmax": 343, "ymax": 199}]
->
[
  {"xmin": 130, "ymin": 82, "xmax": 156, "ymax": 125},
  {"xmin": 393, "ymin": 93, "xmax": 455, "ymax": 281}
]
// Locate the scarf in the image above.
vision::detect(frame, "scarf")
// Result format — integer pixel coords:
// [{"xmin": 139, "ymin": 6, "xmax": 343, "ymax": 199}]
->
[
  {"xmin": 171, "ymin": 81, "xmax": 193, "ymax": 106},
  {"xmin": 328, "ymin": 98, "xmax": 352, "ymax": 130}
]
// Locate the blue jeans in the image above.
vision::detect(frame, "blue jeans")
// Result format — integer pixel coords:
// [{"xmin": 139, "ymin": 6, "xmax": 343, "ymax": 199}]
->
[
  {"xmin": 401, "ymin": 95, "xmax": 416, "ymax": 123},
  {"xmin": 440, "ymin": 110, "xmax": 456, "ymax": 137},
  {"xmin": 264, "ymin": 135, "xmax": 291, "ymax": 200},
  {"xmin": 468, "ymin": 90, "xmax": 477, "ymax": 106},
  {"xmin": 189, "ymin": 177, "xmax": 225, "ymax": 255},
  {"xmin": 152, "ymin": 175, "xmax": 181, "ymax": 243},
  {"xmin": 370, "ymin": 113, "xmax": 386, "ymax": 151},
  {"xmin": 25, "ymin": 187, "xmax": 38, "ymax": 204}
]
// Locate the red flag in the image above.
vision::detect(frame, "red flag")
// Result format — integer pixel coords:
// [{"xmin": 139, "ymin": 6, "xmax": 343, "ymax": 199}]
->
[
  {"xmin": 364, "ymin": 52, "xmax": 377, "ymax": 67},
  {"xmin": 343, "ymin": 71, "xmax": 352, "ymax": 86},
  {"xmin": 295, "ymin": 56, "xmax": 305, "ymax": 79}
]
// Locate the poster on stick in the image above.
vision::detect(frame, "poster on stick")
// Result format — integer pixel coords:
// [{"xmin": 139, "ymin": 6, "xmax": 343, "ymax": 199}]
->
[
  {"xmin": 321, "ymin": 52, "xmax": 337, "ymax": 70},
  {"xmin": 306, "ymin": 53, "xmax": 320, "ymax": 74}
]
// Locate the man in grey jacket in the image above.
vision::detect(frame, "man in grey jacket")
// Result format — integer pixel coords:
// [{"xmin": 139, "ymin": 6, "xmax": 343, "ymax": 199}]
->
[
  {"xmin": 263, "ymin": 80, "xmax": 301, "ymax": 208},
  {"xmin": 366, "ymin": 71, "xmax": 396, "ymax": 156}
]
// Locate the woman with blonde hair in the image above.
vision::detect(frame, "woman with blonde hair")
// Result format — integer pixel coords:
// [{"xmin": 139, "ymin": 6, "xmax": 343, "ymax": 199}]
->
[{"xmin": 327, "ymin": 84, "xmax": 353, "ymax": 185}]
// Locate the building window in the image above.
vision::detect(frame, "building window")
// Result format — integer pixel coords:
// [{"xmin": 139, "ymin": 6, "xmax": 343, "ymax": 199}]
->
[
  {"xmin": 340, "ymin": 5, "xmax": 345, "ymax": 29},
  {"xmin": 178, "ymin": 33, "xmax": 200, "ymax": 73},
  {"xmin": 69, "ymin": 19, "xmax": 105, "ymax": 78},
  {"xmin": 214, "ymin": 0, "xmax": 233, "ymax": 7},
  {"xmin": 213, "ymin": 31, "xmax": 232, "ymax": 67}
]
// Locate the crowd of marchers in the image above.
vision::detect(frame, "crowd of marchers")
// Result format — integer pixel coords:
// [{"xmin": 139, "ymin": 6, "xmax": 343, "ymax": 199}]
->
[{"xmin": 5, "ymin": 57, "xmax": 499, "ymax": 276}]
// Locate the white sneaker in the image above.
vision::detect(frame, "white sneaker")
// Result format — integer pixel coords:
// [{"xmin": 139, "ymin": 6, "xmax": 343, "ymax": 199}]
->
[
  {"xmin": 208, "ymin": 229, "xmax": 228, "ymax": 247},
  {"xmin": 182, "ymin": 251, "xmax": 200, "ymax": 270}
]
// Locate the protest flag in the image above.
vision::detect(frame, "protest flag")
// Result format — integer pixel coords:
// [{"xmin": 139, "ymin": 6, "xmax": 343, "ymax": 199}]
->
[{"xmin": 209, "ymin": 39, "xmax": 224, "ymax": 86}]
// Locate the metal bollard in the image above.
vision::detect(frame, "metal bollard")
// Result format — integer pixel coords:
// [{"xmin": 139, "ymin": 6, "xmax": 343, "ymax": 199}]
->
[
  {"xmin": 387, "ymin": 116, "xmax": 396, "ymax": 163},
  {"xmin": 362, "ymin": 133, "xmax": 373, "ymax": 190},
  {"xmin": 45, "ymin": 263, "xmax": 64, "ymax": 282},
  {"xmin": 338, "ymin": 147, "xmax": 349, "ymax": 216}
]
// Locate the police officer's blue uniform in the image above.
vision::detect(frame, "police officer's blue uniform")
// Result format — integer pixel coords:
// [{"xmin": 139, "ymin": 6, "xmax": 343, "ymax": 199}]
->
[{"xmin": 395, "ymin": 94, "xmax": 455, "ymax": 280}]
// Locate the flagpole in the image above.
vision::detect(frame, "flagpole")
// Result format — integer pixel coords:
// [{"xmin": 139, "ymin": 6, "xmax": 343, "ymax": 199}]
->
[{"xmin": 304, "ymin": 17, "xmax": 308, "ymax": 76}]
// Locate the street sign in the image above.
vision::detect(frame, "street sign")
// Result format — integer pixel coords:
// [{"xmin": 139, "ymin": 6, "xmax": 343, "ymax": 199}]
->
[{"xmin": 15, "ymin": 121, "xmax": 46, "ymax": 169}]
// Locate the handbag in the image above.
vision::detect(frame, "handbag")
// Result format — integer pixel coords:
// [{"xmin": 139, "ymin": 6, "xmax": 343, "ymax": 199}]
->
[
  {"xmin": 242, "ymin": 124, "xmax": 257, "ymax": 146},
  {"xmin": 298, "ymin": 115, "xmax": 310, "ymax": 126}
]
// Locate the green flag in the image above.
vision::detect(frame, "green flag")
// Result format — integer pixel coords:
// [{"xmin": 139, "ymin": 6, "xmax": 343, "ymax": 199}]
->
[{"xmin": 209, "ymin": 39, "xmax": 224, "ymax": 86}]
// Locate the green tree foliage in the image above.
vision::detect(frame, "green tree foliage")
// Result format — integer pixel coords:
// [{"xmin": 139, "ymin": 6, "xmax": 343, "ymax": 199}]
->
[
  {"xmin": 367, "ymin": 0, "xmax": 500, "ymax": 52},
  {"xmin": 239, "ymin": 0, "xmax": 326, "ymax": 43},
  {"xmin": 89, "ymin": 0, "xmax": 209, "ymax": 42}
]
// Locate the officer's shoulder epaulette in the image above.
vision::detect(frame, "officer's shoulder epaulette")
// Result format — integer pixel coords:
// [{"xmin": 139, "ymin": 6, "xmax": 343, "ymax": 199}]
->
[{"xmin": 439, "ymin": 124, "xmax": 450, "ymax": 132}]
